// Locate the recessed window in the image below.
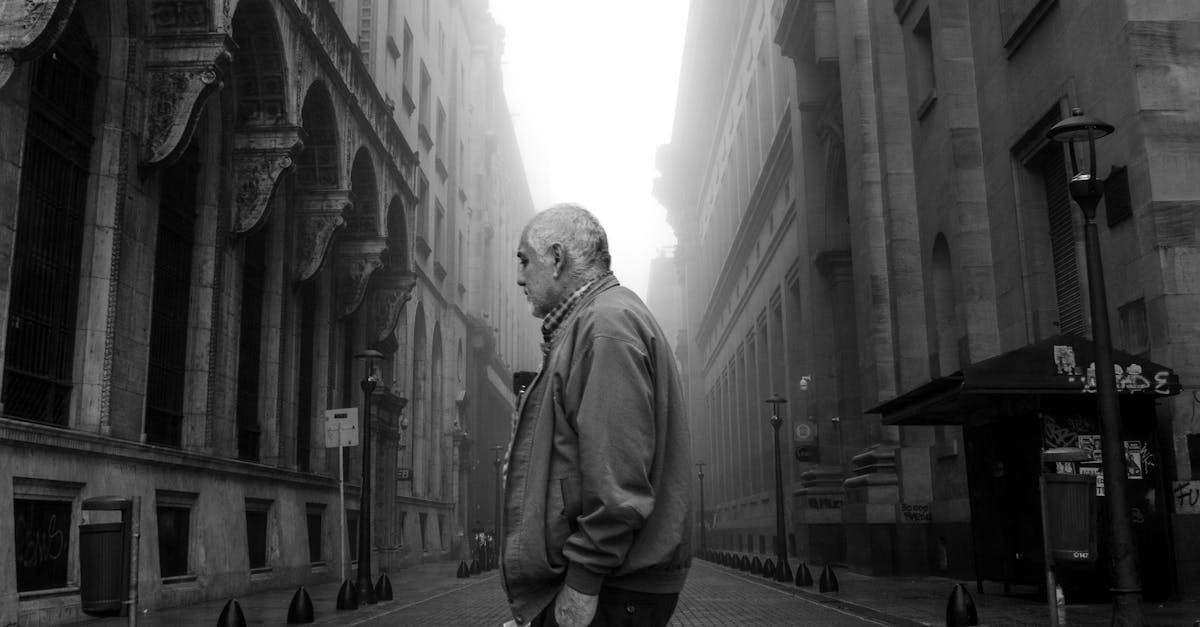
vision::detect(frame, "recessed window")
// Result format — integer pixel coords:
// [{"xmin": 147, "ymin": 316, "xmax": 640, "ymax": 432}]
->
[
  {"xmin": 910, "ymin": 9, "xmax": 936, "ymax": 119},
  {"xmin": 156, "ymin": 506, "xmax": 191, "ymax": 578},
  {"xmin": 306, "ymin": 504, "xmax": 325, "ymax": 565},
  {"xmin": 245, "ymin": 499, "xmax": 273, "ymax": 571},
  {"xmin": 13, "ymin": 498, "xmax": 73, "ymax": 592}
]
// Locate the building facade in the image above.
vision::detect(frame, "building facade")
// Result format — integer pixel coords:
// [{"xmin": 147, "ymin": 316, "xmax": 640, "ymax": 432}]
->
[
  {"xmin": 660, "ymin": 0, "xmax": 1199, "ymax": 600},
  {"xmin": 0, "ymin": 1, "xmax": 538, "ymax": 624}
]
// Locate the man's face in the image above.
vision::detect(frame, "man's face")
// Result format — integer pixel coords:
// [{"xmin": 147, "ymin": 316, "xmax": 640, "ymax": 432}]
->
[{"xmin": 516, "ymin": 235, "xmax": 562, "ymax": 318}]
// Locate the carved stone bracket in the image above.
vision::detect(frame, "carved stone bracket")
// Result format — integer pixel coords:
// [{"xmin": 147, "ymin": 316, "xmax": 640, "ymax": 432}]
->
[
  {"xmin": 334, "ymin": 236, "xmax": 387, "ymax": 318},
  {"xmin": 0, "ymin": 0, "xmax": 75, "ymax": 88},
  {"xmin": 142, "ymin": 33, "xmax": 233, "ymax": 168},
  {"xmin": 231, "ymin": 125, "xmax": 304, "ymax": 236},
  {"xmin": 294, "ymin": 189, "xmax": 351, "ymax": 282},
  {"xmin": 367, "ymin": 269, "xmax": 417, "ymax": 345}
]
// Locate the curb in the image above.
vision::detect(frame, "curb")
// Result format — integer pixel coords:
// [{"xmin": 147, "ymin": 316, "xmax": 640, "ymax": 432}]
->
[{"xmin": 699, "ymin": 560, "xmax": 929, "ymax": 627}]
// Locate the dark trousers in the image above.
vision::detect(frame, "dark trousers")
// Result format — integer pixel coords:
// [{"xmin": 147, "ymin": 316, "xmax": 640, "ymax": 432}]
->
[{"xmin": 532, "ymin": 587, "xmax": 680, "ymax": 627}]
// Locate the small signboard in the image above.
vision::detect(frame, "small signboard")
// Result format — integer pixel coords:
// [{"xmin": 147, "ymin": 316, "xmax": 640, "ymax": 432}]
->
[
  {"xmin": 324, "ymin": 408, "xmax": 359, "ymax": 448},
  {"xmin": 397, "ymin": 468, "xmax": 412, "ymax": 481}
]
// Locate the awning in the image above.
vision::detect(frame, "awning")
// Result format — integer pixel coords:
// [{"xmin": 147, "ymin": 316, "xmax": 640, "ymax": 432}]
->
[{"xmin": 868, "ymin": 334, "xmax": 1183, "ymax": 426}]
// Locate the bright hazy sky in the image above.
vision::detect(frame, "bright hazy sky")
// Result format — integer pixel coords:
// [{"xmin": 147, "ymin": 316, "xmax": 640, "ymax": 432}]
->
[{"xmin": 488, "ymin": 0, "xmax": 688, "ymax": 299}]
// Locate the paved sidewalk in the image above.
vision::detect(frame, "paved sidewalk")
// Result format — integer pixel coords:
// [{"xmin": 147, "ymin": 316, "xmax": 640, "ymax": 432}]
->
[
  {"xmin": 73, "ymin": 557, "xmax": 1200, "ymax": 626},
  {"xmin": 710, "ymin": 552, "xmax": 1200, "ymax": 626}
]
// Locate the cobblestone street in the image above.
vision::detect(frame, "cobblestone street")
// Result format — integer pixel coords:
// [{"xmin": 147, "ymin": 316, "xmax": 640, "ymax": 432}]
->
[{"xmin": 349, "ymin": 561, "xmax": 888, "ymax": 626}]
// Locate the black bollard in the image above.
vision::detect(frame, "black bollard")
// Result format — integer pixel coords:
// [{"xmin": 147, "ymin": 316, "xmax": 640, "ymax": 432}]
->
[
  {"xmin": 336, "ymin": 579, "xmax": 359, "ymax": 611},
  {"xmin": 763, "ymin": 559, "xmax": 776, "ymax": 579},
  {"xmin": 945, "ymin": 583, "xmax": 979, "ymax": 626},
  {"xmin": 777, "ymin": 558, "xmax": 793, "ymax": 582},
  {"xmin": 217, "ymin": 599, "xmax": 247, "ymax": 627},
  {"xmin": 457, "ymin": 560, "xmax": 469, "ymax": 578},
  {"xmin": 375, "ymin": 573, "xmax": 394, "ymax": 601},
  {"xmin": 740, "ymin": 555, "xmax": 751, "ymax": 571},
  {"xmin": 818, "ymin": 565, "xmax": 839, "ymax": 593},
  {"xmin": 470, "ymin": 558, "xmax": 481, "ymax": 575},
  {"xmin": 286, "ymin": 586, "xmax": 314, "ymax": 624},
  {"xmin": 795, "ymin": 563, "xmax": 814, "ymax": 587},
  {"xmin": 750, "ymin": 556, "xmax": 762, "ymax": 575}
]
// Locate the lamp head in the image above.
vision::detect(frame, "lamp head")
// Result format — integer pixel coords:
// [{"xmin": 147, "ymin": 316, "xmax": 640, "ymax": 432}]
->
[
  {"xmin": 1046, "ymin": 107, "xmax": 1114, "ymax": 220},
  {"xmin": 1046, "ymin": 108, "xmax": 1114, "ymax": 144}
]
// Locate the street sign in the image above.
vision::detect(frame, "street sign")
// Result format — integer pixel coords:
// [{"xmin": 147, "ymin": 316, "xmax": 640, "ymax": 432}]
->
[
  {"xmin": 793, "ymin": 422, "xmax": 815, "ymax": 442},
  {"xmin": 397, "ymin": 468, "xmax": 412, "ymax": 481},
  {"xmin": 324, "ymin": 408, "xmax": 359, "ymax": 448}
]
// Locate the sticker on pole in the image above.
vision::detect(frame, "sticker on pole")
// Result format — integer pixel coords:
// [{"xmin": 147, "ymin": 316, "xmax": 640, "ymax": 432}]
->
[{"xmin": 324, "ymin": 408, "xmax": 360, "ymax": 448}]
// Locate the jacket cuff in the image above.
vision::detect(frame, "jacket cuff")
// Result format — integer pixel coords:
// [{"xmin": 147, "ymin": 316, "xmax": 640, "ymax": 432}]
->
[{"xmin": 565, "ymin": 562, "xmax": 605, "ymax": 595}]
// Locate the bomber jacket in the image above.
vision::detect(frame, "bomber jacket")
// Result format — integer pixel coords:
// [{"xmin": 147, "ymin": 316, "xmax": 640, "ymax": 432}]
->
[{"xmin": 501, "ymin": 274, "xmax": 692, "ymax": 624}]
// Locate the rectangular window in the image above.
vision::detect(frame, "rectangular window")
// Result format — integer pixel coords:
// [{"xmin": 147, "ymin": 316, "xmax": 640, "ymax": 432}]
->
[
  {"xmin": 437, "ymin": 514, "xmax": 446, "ymax": 550},
  {"xmin": 396, "ymin": 510, "xmax": 406, "ymax": 548},
  {"xmin": 13, "ymin": 498, "xmax": 72, "ymax": 592},
  {"xmin": 146, "ymin": 144, "xmax": 198, "ymax": 447},
  {"xmin": 418, "ymin": 63, "xmax": 432, "ymax": 148},
  {"xmin": 245, "ymin": 500, "xmax": 271, "ymax": 571},
  {"xmin": 236, "ymin": 228, "xmax": 268, "ymax": 461},
  {"xmin": 435, "ymin": 202, "xmax": 445, "ymax": 259},
  {"xmin": 910, "ymin": 10, "xmax": 936, "ymax": 118},
  {"xmin": 402, "ymin": 21, "xmax": 414, "ymax": 92},
  {"xmin": 156, "ymin": 506, "xmax": 190, "ymax": 578},
  {"xmin": 347, "ymin": 509, "xmax": 360, "ymax": 561},
  {"xmin": 1119, "ymin": 298, "xmax": 1149, "ymax": 356},
  {"xmin": 297, "ymin": 281, "xmax": 317, "ymax": 472},
  {"xmin": 306, "ymin": 504, "xmax": 325, "ymax": 565},
  {"xmin": 419, "ymin": 513, "xmax": 428, "ymax": 551},
  {"xmin": 415, "ymin": 171, "xmax": 430, "ymax": 256}
]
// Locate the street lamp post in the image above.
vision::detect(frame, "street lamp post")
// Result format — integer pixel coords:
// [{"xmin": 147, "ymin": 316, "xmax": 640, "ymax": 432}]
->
[
  {"xmin": 354, "ymin": 349, "xmax": 383, "ymax": 604},
  {"xmin": 696, "ymin": 462, "xmax": 707, "ymax": 557},
  {"xmin": 1047, "ymin": 108, "xmax": 1143, "ymax": 625},
  {"xmin": 491, "ymin": 444, "xmax": 504, "ymax": 569},
  {"xmin": 764, "ymin": 393, "xmax": 791, "ymax": 582}
]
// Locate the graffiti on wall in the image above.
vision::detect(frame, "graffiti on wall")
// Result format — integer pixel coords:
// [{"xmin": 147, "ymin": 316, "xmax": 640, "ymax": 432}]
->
[
  {"xmin": 1052, "ymin": 345, "xmax": 1173, "ymax": 394},
  {"xmin": 1173, "ymin": 481, "xmax": 1200, "ymax": 515}
]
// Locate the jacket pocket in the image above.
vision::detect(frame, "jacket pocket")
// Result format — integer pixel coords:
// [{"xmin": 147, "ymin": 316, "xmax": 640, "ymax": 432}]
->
[{"xmin": 545, "ymin": 475, "xmax": 581, "ymax": 569}]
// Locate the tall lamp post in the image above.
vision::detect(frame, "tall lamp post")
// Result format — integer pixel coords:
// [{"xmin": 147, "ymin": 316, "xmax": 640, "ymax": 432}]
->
[
  {"xmin": 491, "ymin": 446, "xmax": 504, "ymax": 529},
  {"xmin": 695, "ymin": 462, "xmax": 707, "ymax": 558},
  {"xmin": 354, "ymin": 349, "xmax": 383, "ymax": 604},
  {"xmin": 765, "ymin": 393, "xmax": 791, "ymax": 581},
  {"xmin": 1047, "ymin": 108, "xmax": 1142, "ymax": 625}
]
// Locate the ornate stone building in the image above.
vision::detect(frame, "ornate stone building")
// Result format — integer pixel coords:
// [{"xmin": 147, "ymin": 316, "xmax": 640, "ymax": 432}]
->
[
  {"xmin": 0, "ymin": 0, "xmax": 538, "ymax": 623},
  {"xmin": 660, "ymin": 0, "xmax": 1198, "ymax": 601}
]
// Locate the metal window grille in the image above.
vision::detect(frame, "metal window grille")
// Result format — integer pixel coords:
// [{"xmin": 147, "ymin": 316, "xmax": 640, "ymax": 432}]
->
[
  {"xmin": 2, "ymin": 16, "xmax": 96, "ymax": 425},
  {"xmin": 146, "ymin": 145, "xmax": 198, "ymax": 447},
  {"xmin": 232, "ymin": 0, "xmax": 287, "ymax": 126},
  {"xmin": 236, "ymin": 230, "xmax": 268, "ymax": 461},
  {"xmin": 296, "ymin": 90, "xmax": 338, "ymax": 188}
]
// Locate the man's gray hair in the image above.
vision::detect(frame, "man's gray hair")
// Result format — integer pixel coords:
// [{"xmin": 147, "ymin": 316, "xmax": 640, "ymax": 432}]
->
[{"xmin": 524, "ymin": 203, "xmax": 612, "ymax": 280}]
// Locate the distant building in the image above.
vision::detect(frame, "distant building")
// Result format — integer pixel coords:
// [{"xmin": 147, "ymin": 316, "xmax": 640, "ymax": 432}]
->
[
  {"xmin": 659, "ymin": 0, "xmax": 1198, "ymax": 600},
  {"xmin": 0, "ymin": 1, "xmax": 538, "ymax": 623},
  {"xmin": 645, "ymin": 247, "xmax": 684, "ymax": 359}
]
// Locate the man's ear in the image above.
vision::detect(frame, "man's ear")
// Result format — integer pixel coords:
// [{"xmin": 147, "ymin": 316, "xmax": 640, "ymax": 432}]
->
[{"xmin": 550, "ymin": 243, "xmax": 566, "ymax": 277}]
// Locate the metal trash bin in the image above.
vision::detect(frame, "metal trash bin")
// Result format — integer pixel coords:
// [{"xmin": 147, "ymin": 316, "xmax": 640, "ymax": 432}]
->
[
  {"xmin": 79, "ymin": 497, "xmax": 132, "ymax": 617},
  {"xmin": 1043, "ymin": 473, "xmax": 1097, "ymax": 563}
]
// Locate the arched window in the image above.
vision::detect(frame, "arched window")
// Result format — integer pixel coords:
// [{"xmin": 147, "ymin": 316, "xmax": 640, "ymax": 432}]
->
[
  {"xmin": 348, "ymin": 149, "xmax": 377, "ymax": 233},
  {"xmin": 3, "ymin": 14, "xmax": 98, "ymax": 425},
  {"xmin": 232, "ymin": 0, "xmax": 286, "ymax": 125},
  {"xmin": 296, "ymin": 84, "xmax": 339, "ymax": 189}
]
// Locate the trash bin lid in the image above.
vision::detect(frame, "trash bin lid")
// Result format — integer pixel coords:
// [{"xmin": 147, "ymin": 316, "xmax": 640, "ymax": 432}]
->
[{"xmin": 83, "ymin": 496, "xmax": 131, "ymax": 511}]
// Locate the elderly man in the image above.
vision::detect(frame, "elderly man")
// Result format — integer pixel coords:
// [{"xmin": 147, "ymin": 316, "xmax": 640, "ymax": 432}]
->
[{"xmin": 501, "ymin": 204, "xmax": 692, "ymax": 627}]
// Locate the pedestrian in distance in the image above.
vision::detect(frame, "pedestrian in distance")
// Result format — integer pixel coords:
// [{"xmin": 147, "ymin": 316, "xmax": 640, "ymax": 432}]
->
[{"xmin": 500, "ymin": 203, "xmax": 693, "ymax": 627}]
